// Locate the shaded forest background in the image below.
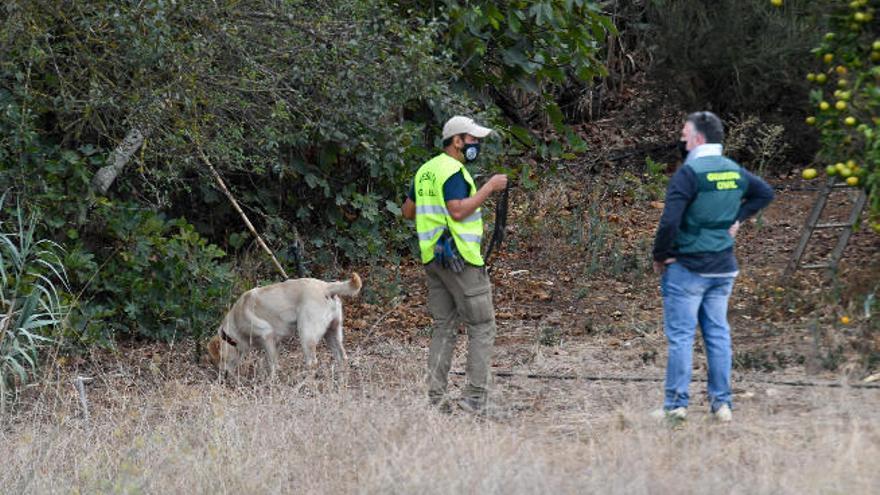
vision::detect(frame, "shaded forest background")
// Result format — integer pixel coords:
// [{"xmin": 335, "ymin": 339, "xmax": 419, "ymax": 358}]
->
[{"xmin": 1, "ymin": 0, "xmax": 877, "ymax": 407}]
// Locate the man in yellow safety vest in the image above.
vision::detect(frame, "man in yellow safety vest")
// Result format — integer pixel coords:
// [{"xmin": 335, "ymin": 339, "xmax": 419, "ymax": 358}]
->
[{"xmin": 402, "ymin": 116, "xmax": 508, "ymax": 414}]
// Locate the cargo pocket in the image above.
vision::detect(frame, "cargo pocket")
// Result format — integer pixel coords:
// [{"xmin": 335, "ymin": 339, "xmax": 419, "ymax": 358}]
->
[{"xmin": 462, "ymin": 283, "xmax": 493, "ymax": 325}]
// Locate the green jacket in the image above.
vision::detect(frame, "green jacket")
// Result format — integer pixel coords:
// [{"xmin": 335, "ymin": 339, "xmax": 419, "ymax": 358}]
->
[{"xmin": 674, "ymin": 156, "xmax": 747, "ymax": 254}]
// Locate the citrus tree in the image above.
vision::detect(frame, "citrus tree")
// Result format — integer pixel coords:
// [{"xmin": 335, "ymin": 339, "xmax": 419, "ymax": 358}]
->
[{"xmin": 798, "ymin": 0, "xmax": 880, "ymax": 232}]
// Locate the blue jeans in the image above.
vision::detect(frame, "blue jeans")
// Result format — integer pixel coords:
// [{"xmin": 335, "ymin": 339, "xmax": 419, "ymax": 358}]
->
[{"xmin": 661, "ymin": 262, "xmax": 735, "ymax": 411}]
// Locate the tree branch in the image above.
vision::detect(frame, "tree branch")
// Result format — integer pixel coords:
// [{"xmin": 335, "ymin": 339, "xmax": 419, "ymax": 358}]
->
[
  {"xmin": 90, "ymin": 127, "xmax": 149, "ymax": 195},
  {"xmin": 197, "ymin": 148, "xmax": 289, "ymax": 280}
]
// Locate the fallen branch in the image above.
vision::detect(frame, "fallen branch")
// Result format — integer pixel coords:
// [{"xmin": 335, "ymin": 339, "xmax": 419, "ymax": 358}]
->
[
  {"xmin": 197, "ymin": 148, "xmax": 288, "ymax": 279},
  {"xmin": 73, "ymin": 376, "xmax": 93, "ymax": 421},
  {"xmin": 91, "ymin": 127, "xmax": 149, "ymax": 194}
]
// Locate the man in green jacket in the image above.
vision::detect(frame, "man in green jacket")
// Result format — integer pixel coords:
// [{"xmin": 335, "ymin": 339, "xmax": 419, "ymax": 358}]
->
[
  {"xmin": 652, "ymin": 111, "xmax": 774, "ymax": 423},
  {"xmin": 402, "ymin": 116, "xmax": 507, "ymax": 413}
]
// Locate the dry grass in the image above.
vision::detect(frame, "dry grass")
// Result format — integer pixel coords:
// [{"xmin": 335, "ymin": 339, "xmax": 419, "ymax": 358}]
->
[
  {"xmin": 2, "ymin": 176, "xmax": 878, "ymax": 494},
  {"xmin": 2, "ymin": 340, "xmax": 879, "ymax": 495}
]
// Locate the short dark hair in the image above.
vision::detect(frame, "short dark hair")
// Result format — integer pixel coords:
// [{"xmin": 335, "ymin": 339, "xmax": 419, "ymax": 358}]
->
[
  {"xmin": 686, "ymin": 111, "xmax": 724, "ymax": 143},
  {"xmin": 442, "ymin": 133, "xmax": 464, "ymax": 149}
]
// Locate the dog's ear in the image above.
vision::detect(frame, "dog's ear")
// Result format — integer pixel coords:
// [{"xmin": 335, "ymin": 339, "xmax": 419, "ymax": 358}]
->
[
  {"xmin": 350, "ymin": 272, "xmax": 362, "ymax": 292},
  {"xmin": 206, "ymin": 336, "xmax": 221, "ymax": 366}
]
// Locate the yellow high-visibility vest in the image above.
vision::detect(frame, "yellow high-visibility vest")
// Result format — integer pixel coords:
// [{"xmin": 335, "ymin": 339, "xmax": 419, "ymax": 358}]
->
[{"xmin": 414, "ymin": 153, "xmax": 484, "ymax": 266}]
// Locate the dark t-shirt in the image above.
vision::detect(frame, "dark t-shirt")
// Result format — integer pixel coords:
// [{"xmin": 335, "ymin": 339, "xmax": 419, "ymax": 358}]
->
[{"xmin": 407, "ymin": 170, "xmax": 470, "ymax": 203}]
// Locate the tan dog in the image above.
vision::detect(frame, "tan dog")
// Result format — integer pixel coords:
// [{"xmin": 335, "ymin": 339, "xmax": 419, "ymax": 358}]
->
[{"xmin": 207, "ymin": 273, "xmax": 361, "ymax": 378}]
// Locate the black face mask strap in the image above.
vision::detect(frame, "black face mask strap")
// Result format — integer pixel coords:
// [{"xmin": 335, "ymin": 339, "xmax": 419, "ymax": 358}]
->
[{"xmin": 677, "ymin": 140, "xmax": 689, "ymax": 161}]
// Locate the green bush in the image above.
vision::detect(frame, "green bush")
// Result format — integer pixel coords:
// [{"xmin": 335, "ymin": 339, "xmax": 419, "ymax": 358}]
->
[
  {"xmin": 68, "ymin": 203, "xmax": 234, "ymax": 344},
  {"xmin": 401, "ymin": 0, "xmax": 613, "ymax": 141},
  {"xmin": 0, "ymin": 0, "xmax": 615, "ymax": 350},
  {"xmin": 0, "ymin": 89, "xmax": 233, "ymax": 345},
  {"xmin": 646, "ymin": 0, "xmax": 822, "ymax": 114},
  {"xmin": 0, "ymin": 0, "xmax": 452, "ymax": 263}
]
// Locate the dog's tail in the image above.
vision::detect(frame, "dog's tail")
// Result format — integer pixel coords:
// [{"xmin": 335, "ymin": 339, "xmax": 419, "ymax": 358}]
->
[{"xmin": 326, "ymin": 272, "xmax": 362, "ymax": 298}]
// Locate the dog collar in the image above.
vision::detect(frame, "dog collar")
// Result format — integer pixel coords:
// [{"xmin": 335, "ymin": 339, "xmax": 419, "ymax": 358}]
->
[{"xmin": 221, "ymin": 329, "xmax": 238, "ymax": 347}]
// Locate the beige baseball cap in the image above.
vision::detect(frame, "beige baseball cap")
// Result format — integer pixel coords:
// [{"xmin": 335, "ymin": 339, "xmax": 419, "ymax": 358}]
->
[{"xmin": 442, "ymin": 116, "xmax": 493, "ymax": 140}]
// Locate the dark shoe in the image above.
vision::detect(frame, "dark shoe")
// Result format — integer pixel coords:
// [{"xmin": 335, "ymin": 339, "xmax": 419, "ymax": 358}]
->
[
  {"xmin": 457, "ymin": 397, "xmax": 513, "ymax": 420},
  {"xmin": 457, "ymin": 397, "xmax": 487, "ymax": 415},
  {"xmin": 429, "ymin": 396, "xmax": 453, "ymax": 414}
]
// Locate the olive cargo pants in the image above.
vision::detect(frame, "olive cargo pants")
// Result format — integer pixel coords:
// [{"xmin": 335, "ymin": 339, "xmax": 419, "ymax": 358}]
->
[{"xmin": 425, "ymin": 261, "xmax": 497, "ymax": 403}]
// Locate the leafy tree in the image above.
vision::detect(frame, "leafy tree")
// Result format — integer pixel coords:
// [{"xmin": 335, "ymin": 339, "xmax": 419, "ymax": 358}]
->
[
  {"xmin": 801, "ymin": 0, "xmax": 880, "ymax": 230},
  {"xmin": 400, "ymin": 0, "xmax": 614, "ymax": 139},
  {"xmin": 646, "ymin": 0, "xmax": 821, "ymax": 116},
  {"xmin": 0, "ymin": 0, "xmax": 615, "ymax": 346}
]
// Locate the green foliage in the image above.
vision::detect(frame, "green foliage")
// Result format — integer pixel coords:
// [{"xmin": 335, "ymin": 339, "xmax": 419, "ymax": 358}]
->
[
  {"xmin": 565, "ymin": 203, "xmax": 649, "ymax": 278},
  {"xmin": 433, "ymin": 0, "xmax": 614, "ymax": 90},
  {"xmin": 0, "ymin": 0, "xmax": 615, "ymax": 351},
  {"xmin": 804, "ymin": 0, "xmax": 880, "ymax": 229},
  {"xmin": 68, "ymin": 204, "xmax": 234, "ymax": 344},
  {"xmin": 0, "ymin": 94, "xmax": 233, "ymax": 345},
  {"xmin": 0, "ymin": 0, "xmax": 453, "ymax": 262},
  {"xmin": 538, "ymin": 325, "xmax": 562, "ymax": 347},
  {"xmin": 398, "ymin": 0, "xmax": 612, "ymax": 154},
  {"xmin": 646, "ymin": 0, "xmax": 821, "ymax": 115},
  {"xmin": 0, "ymin": 194, "xmax": 69, "ymax": 412},
  {"xmin": 644, "ymin": 157, "xmax": 670, "ymax": 200}
]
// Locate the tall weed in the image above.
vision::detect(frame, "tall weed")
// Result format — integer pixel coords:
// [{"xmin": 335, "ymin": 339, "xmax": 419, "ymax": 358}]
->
[{"xmin": 0, "ymin": 193, "xmax": 69, "ymax": 412}]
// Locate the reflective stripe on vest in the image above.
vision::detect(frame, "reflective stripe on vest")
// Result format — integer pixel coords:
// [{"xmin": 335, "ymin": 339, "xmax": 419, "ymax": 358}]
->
[{"xmin": 413, "ymin": 153, "xmax": 484, "ymax": 266}]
